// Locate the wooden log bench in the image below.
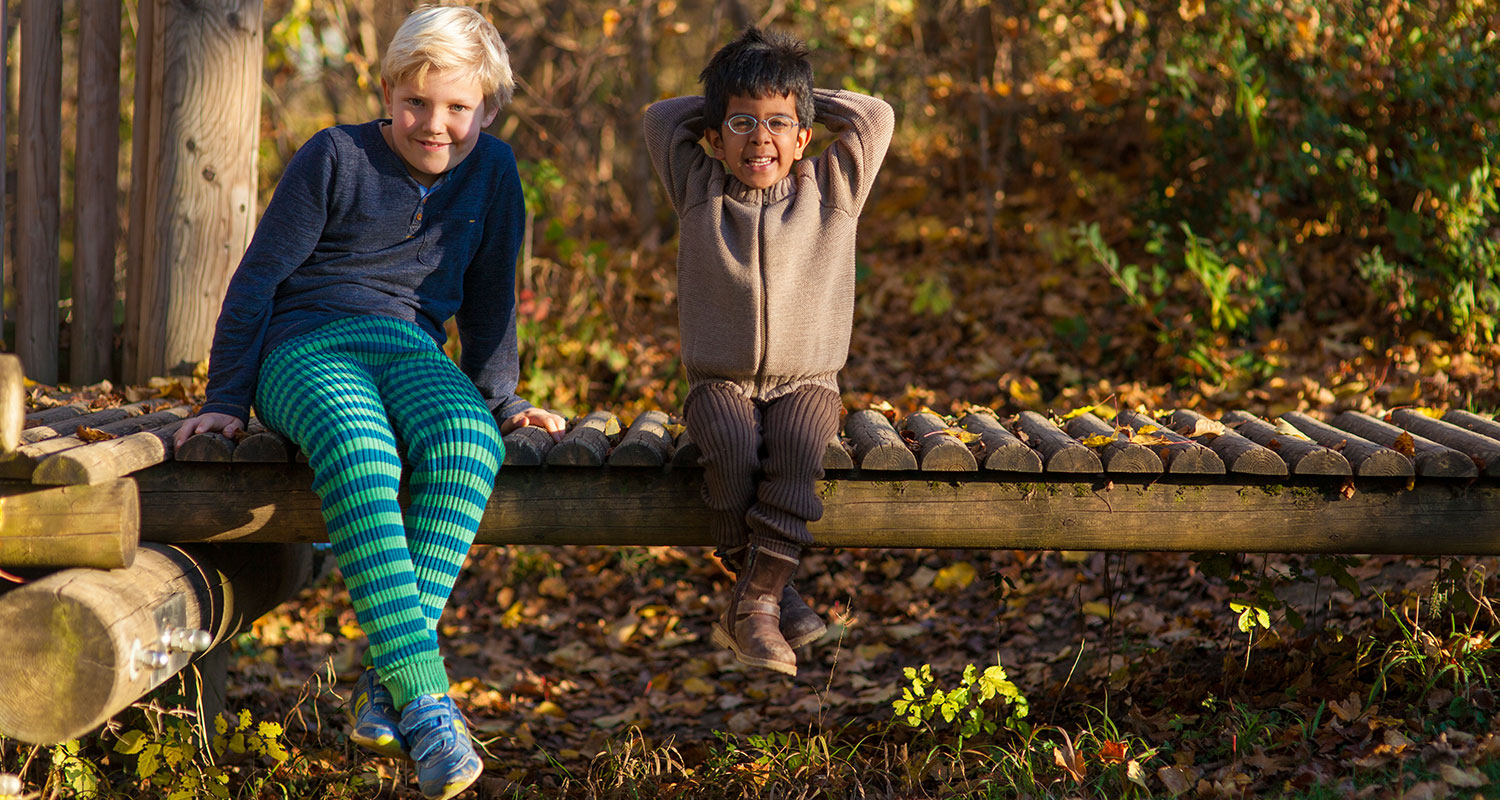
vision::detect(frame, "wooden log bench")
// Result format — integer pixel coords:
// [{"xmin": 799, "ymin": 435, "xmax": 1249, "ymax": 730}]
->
[{"xmin": 2, "ymin": 383, "xmax": 1499, "ymax": 744}]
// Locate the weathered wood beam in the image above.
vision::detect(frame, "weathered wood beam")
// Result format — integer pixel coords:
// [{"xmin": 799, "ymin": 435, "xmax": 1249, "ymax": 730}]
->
[
  {"xmin": 0, "ymin": 541, "xmax": 316, "ymax": 744},
  {"xmin": 0, "ymin": 478, "xmax": 137, "ymax": 568},
  {"xmin": 133, "ymin": 463, "xmax": 1500, "ymax": 554}
]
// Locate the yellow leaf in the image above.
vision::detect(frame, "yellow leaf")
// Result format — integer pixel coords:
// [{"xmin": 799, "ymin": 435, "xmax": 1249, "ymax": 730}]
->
[
  {"xmin": 601, "ymin": 8, "xmax": 621, "ymax": 37},
  {"xmin": 534, "ymin": 700, "xmax": 567, "ymax": 719},
  {"xmin": 1136, "ymin": 424, "xmax": 1158, "ymax": 434},
  {"xmin": 1007, "ymin": 378, "xmax": 1042, "ymax": 408},
  {"xmin": 1080, "ymin": 434, "xmax": 1116, "ymax": 448},
  {"xmin": 1392, "ymin": 431, "xmax": 1416, "ymax": 457},
  {"xmin": 951, "ymin": 430, "xmax": 982, "ymax": 444},
  {"xmin": 1061, "ymin": 404, "xmax": 1096, "ymax": 420},
  {"xmin": 1081, "ymin": 600, "xmax": 1113, "ymax": 618},
  {"xmin": 933, "ymin": 562, "xmax": 976, "ymax": 591},
  {"xmin": 664, "ymin": 423, "xmax": 686, "ymax": 438},
  {"xmin": 603, "ymin": 416, "xmax": 621, "ymax": 436},
  {"xmin": 1272, "ymin": 419, "xmax": 1313, "ymax": 441}
]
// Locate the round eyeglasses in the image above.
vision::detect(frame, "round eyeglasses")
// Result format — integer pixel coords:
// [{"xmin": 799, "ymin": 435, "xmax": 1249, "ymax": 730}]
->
[{"xmin": 724, "ymin": 114, "xmax": 798, "ymax": 136}]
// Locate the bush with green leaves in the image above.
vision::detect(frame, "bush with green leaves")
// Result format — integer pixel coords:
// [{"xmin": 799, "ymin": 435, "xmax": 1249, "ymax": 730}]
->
[{"xmin": 891, "ymin": 661, "xmax": 1030, "ymax": 750}]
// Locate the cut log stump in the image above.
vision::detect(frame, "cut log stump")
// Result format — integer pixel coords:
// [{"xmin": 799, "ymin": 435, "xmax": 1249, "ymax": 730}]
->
[
  {"xmin": 1014, "ymin": 411, "xmax": 1101, "ymax": 474},
  {"xmin": 1281, "ymin": 411, "xmax": 1413, "ymax": 477},
  {"xmin": 1118, "ymin": 409, "xmax": 1224, "ymax": 474},
  {"xmin": 1223, "ymin": 411, "xmax": 1351, "ymax": 476},
  {"xmin": 1065, "ymin": 412, "xmax": 1162, "ymax": 474},
  {"xmin": 0, "ymin": 478, "xmax": 138, "ymax": 568},
  {"xmin": 1169, "ymin": 409, "xmax": 1286, "ymax": 477},
  {"xmin": 608, "ymin": 410, "xmax": 674, "ymax": 467},
  {"xmin": 902, "ymin": 411, "xmax": 977, "ymax": 471},
  {"xmin": 845, "ymin": 410, "xmax": 918, "ymax": 470},
  {"xmin": 959, "ymin": 412, "xmax": 1042, "ymax": 472},
  {"xmin": 1333, "ymin": 411, "xmax": 1477, "ymax": 478},
  {"xmin": 546, "ymin": 410, "xmax": 616, "ymax": 467},
  {"xmin": 1389, "ymin": 409, "xmax": 1500, "ymax": 477}
]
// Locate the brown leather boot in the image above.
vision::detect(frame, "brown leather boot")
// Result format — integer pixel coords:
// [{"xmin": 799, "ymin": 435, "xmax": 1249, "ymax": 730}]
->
[
  {"xmin": 718, "ymin": 547, "xmax": 827, "ymax": 649},
  {"xmin": 711, "ymin": 547, "xmax": 799, "ymax": 675}
]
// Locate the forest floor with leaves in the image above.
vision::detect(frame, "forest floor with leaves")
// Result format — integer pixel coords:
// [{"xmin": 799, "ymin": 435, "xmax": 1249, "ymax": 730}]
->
[{"xmin": 184, "ymin": 542, "xmax": 1499, "ymax": 800}]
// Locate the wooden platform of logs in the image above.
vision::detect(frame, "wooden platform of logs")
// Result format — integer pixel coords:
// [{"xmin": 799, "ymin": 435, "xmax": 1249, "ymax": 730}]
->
[
  {"xmin": 2, "ymin": 350, "xmax": 1500, "ymax": 744},
  {"xmin": 3, "ymin": 381, "xmax": 1499, "ymax": 563}
]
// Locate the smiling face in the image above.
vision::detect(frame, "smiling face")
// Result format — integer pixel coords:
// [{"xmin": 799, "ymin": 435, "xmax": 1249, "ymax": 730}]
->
[
  {"xmin": 704, "ymin": 93, "xmax": 812, "ymax": 190},
  {"xmin": 381, "ymin": 68, "xmax": 498, "ymax": 187}
]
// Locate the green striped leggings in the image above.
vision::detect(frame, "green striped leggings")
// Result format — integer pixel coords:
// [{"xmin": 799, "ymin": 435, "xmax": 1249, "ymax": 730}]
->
[{"xmin": 256, "ymin": 316, "xmax": 503, "ymax": 708}]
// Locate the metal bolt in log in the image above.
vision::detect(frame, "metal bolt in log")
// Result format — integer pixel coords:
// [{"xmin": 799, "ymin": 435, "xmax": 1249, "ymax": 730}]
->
[
  {"xmin": 1333, "ymin": 411, "xmax": 1477, "ymax": 478},
  {"xmin": 1117, "ymin": 409, "xmax": 1224, "ymax": 475},
  {"xmin": 1222, "ymin": 411, "xmax": 1351, "ymax": 476},
  {"xmin": 0, "ymin": 541, "xmax": 316, "ymax": 744},
  {"xmin": 1281, "ymin": 411, "xmax": 1413, "ymax": 478},
  {"xmin": 958, "ymin": 412, "xmax": 1042, "ymax": 473},
  {"xmin": 1169, "ymin": 409, "xmax": 1286, "ymax": 477},
  {"xmin": 902, "ymin": 411, "xmax": 977, "ymax": 471},
  {"xmin": 844, "ymin": 410, "xmax": 918, "ymax": 470},
  {"xmin": 1064, "ymin": 412, "xmax": 1162, "ymax": 474},
  {"xmin": 1013, "ymin": 411, "xmax": 1101, "ymax": 474}
]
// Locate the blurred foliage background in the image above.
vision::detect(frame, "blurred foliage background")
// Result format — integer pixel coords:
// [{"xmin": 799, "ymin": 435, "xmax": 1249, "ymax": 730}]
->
[{"xmin": 8, "ymin": 0, "xmax": 1500, "ymax": 416}]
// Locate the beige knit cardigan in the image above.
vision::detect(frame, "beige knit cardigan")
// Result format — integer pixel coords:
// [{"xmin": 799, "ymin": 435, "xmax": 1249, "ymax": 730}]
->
[{"xmin": 643, "ymin": 88, "xmax": 895, "ymax": 401}]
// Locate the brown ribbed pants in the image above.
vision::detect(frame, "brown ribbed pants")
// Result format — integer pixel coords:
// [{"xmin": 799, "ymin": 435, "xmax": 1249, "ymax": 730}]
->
[{"xmin": 683, "ymin": 382, "xmax": 842, "ymax": 561}]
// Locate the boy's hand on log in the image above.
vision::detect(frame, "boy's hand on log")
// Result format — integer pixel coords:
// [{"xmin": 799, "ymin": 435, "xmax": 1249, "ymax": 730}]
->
[
  {"xmin": 501, "ymin": 408, "xmax": 567, "ymax": 442},
  {"xmin": 173, "ymin": 412, "xmax": 244, "ymax": 450}
]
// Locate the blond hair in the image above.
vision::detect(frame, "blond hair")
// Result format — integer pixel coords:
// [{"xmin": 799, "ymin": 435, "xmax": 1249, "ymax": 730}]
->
[{"xmin": 381, "ymin": 5, "xmax": 514, "ymax": 110}]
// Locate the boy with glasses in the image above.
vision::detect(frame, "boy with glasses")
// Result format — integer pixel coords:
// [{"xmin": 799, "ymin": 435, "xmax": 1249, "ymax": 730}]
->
[{"xmin": 643, "ymin": 26, "xmax": 894, "ymax": 676}]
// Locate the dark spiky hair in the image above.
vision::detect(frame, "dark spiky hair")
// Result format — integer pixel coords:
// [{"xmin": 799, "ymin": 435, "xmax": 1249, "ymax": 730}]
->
[{"xmin": 699, "ymin": 26, "xmax": 814, "ymax": 130}]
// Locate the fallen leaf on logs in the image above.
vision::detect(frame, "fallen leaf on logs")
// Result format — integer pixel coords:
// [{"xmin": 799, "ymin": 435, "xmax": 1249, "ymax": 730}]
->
[
  {"xmin": 76, "ymin": 426, "xmax": 117, "ymax": 442},
  {"xmin": 1393, "ymin": 431, "xmax": 1416, "ymax": 457}
]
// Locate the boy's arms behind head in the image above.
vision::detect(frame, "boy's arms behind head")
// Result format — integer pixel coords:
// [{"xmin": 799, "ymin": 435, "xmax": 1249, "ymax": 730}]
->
[
  {"xmin": 808, "ymin": 88, "xmax": 896, "ymax": 217},
  {"xmin": 643, "ymin": 95, "xmax": 722, "ymax": 214}
]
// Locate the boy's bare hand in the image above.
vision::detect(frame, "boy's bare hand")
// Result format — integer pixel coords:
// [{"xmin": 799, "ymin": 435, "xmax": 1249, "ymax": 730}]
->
[
  {"xmin": 500, "ymin": 408, "xmax": 567, "ymax": 442},
  {"xmin": 173, "ymin": 412, "xmax": 244, "ymax": 450}
]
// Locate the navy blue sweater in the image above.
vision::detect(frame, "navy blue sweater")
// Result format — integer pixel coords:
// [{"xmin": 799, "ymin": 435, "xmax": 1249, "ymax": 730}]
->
[{"xmin": 201, "ymin": 120, "xmax": 532, "ymax": 423}]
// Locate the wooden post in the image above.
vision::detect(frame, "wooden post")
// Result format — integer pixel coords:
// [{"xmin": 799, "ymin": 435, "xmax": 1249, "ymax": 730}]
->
[
  {"xmin": 71, "ymin": 0, "xmax": 122, "ymax": 384},
  {"xmin": 124, "ymin": 0, "xmax": 263, "ymax": 382},
  {"xmin": 0, "ymin": 355, "xmax": 23, "ymax": 453},
  {"xmin": 0, "ymin": 541, "xmax": 315, "ymax": 744},
  {"xmin": 17, "ymin": 0, "xmax": 62, "ymax": 384}
]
